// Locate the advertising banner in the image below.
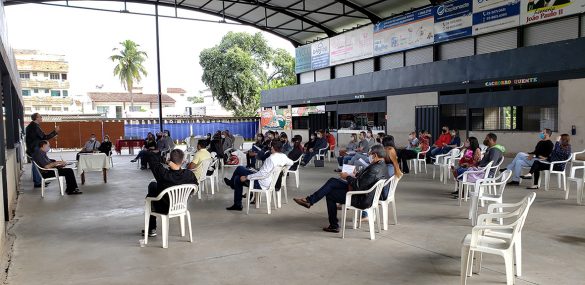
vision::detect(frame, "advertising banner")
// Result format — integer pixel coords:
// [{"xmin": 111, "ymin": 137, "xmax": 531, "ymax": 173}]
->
[
  {"xmin": 311, "ymin": 39, "xmax": 330, "ymax": 70},
  {"xmin": 260, "ymin": 109, "xmax": 292, "ymax": 130},
  {"xmin": 434, "ymin": 0, "xmax": 473, "ymax": 42},
  {"xmin": 473, "ymin": 0, "xmax": 521, "ymax": 35},
  {"xmin": 520, "ymin": 0, "xmax": 585, "ymax": 25},
  {"xmin": 294, "ymin": 45, "xmax": 312, "ymax": 74},
  {"xmin": 373, "ymin": 7, "xmax": 435, "ymax": 56},
  {"xmin": 291, "ymin": 106, "xmax": 326, "ymax": 117},
  {"xmin": 329, "ymin": 26, "xmax": 374, "ymax": 66}
]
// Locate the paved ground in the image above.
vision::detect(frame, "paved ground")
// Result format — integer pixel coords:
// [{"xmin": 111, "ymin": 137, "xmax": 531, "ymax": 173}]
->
[{"xmin": 5, "ymin": 151, "xmax": 585, "ymax": 285}]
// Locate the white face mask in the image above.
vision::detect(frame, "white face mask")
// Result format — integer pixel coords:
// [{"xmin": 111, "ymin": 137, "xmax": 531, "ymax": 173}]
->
[
  {"xmin": 104, "ymin": 139, "xmax": 109, "ymax": 142},
  {"xmin": 368, "ymin": 155, "xmax": 375, "ymax": 163},
  {"xmin": 90, "ymin": 137, "xmax": 96, "ymax": 141},
  {"xmin": 221, "ymin": 135, "xmax": 225, "ymax": 138},
  {"xmin": 44, "ymin": 146, "xmax": 51, "ymax": 152}
]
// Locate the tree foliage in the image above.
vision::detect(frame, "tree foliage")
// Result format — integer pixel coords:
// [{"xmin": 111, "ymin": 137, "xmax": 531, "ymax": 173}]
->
[
  {"xmin": 199, "ymin": 32, "xmax": 295, "ymax": 117},
  {"xmin": 109, "ymin": 40, "xmax": 148, "ymax": 108}
]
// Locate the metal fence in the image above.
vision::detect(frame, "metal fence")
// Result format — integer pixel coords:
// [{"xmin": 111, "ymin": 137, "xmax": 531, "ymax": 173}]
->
[{"xmin": 124, "ymin": 121, "xmax": 259, "ymax": 141}]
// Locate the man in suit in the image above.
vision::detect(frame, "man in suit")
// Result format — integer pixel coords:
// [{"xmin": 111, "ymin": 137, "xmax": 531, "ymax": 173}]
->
[{"xmin": 25, "ymin": 113, "xmax": 59, "ymax": 188}]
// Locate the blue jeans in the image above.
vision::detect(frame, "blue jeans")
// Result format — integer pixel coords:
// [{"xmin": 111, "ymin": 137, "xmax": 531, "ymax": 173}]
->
[
  {"xmin": 307, "ymin": 178, "xmax": 348, "ymax": 228},
  {"xmin": 302, "ymin": 151, "xmax": 318, "ymax": 164},
  {"xmin": 506, "ymin": 152, "xmax": 536, "ymax": 182},
  {"xmin": 32, "ymin": 163, "xmax": 42, "ymax": 186},
  {"xmin": 229, "ymin": 166, "xmax": 260, "ymax": 207}
]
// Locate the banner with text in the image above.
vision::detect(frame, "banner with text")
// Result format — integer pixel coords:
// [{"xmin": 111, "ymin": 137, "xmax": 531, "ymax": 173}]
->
[
  {"xmin": 329, "ymin": 26, "xmax": 374, "ymax": 66},
  {"xmin": 311, "ymin": 39, "xmax": 330, "ymax": 70},
  {"xmin": 473, "ymin": 0, "xmax": 520, "ymax": 35},
  {"xmin": 373, "ymin": 7, "xmax": 435, "ymax": 56},
  {"xmin": 520, "ymin": 0, "xmax": 585, "ymax": 25},
  {"xmin": 434, "ymin": 0, "xmax": 473, "ymax": 42},
  {"xmin": 260, "ymin": 109, "xmax": 292, "ymax": 130},
  {"xmin": 295, "ymin": 45, "xmax": 312, "ymax": 74}
]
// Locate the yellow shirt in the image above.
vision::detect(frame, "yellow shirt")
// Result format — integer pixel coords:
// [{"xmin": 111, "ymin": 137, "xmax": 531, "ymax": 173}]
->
[{"xmin": 191, "ymin": 148, "xmax": 212, "ymax": 181}]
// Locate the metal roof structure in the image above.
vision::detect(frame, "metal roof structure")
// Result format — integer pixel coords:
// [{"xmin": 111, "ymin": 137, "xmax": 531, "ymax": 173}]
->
[{"xmin": 3, "ymin": 0, "xmax": 428, "ymax": 46}]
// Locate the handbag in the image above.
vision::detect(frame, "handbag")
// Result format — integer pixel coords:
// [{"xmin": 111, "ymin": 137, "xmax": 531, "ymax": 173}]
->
[{"xmin": 314, "ymin": 159, "xmax": 325, "ymax": 167}]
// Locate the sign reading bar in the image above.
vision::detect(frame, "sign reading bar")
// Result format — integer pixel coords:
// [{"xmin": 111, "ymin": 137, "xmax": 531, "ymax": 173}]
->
[
  {"xmin": 295, "ymin": 45, "xmax": 312, "ymax": 74},
  {"xmin": 373, "ymin": 7, "xmax": 434, "ymax": 56},
  {"xmin": 311, "ymin": 39, "xmax": 330, "ymax": 70},
  {"xmin": 434, "ymin": 0, "xmax": 473, "ymax": 43},
  {"xmin": 473, "ymin": 0, "xmax": 521, "ymax": 35},
  {"xmin": 329, "ymin": 26, "xmax": 373, "ymax": 66},
  {"xmin": 520, "ymin": 0, "xmax": 585, "ymax": 25}
]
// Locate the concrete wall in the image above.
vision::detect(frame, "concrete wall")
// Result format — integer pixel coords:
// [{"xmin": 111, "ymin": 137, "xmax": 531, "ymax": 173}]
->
[
  {"xmin": 5, "ymin": 150, "xmax": 19, "ymax": 217},
  {"xmin": 559, "ymin": 78, "xmax": 585, "ymax": 154},
  {"xmin": 468, "ymin": 131, "xmax": 540, "ymax": 156},
  {"xmin": 387, "ymin": 92, "xmax": 438, "ymax": 147}
]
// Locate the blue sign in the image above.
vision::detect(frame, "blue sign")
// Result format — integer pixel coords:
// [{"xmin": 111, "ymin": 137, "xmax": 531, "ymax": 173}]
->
[
  {"xmin": 311, "ymin": 39, "xmax": 330, "ymax": 70},
  {"xmin": 295, "ymin": 45, "xmax": 312, "ymax": 74},
  {"xmin": 374, "ymin": 7, "xmax": 433, "ymax": 32},
  {"xmin": 472, "ymin": 0, "xmax": 520, "ymax": 35},
  {"xmin": 434, "ymin": 0, "xmax": 473, "ymax": 42},
  {"xmin": 373, "ymin": 7, "xmax": 435, "ymax": 55}
]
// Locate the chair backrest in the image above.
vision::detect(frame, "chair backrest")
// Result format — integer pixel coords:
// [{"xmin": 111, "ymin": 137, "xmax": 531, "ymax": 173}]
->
[
  {"xmin": 318, "ymin": 144, "xmax": 329, "ymax": 155},
  {"xmin": 234, "ymin": 136, "xmax": 244, "ymax": 150},
  {"xmin": 572, "ymin": 149, "xmax": 585, "ymax": 162},
  {"xmin": 381, "ymin": 175, "xmax": 401, "ymax": 202},
  {"xmin": 198, "ymin": 158, "xmax": 214, "ymax": 179},
  {"xmin": 508, "ymin": 193, "xmax": 536, "ymax": 246},
  {"xmin": 160, "ymin": 184, "xmax": 198, "ymax": 216},
  {"xmin": 477, "ymin": 169, "xmax": 512, "ymax": 198},
  {"xmin": 267, "ymin": 165, "xmax": 288, "ymax": 190},
  {"xmin": 418, "ymin": 146, "xmax": 431, "ymax": 158},
  {"xmin": 369, "ymin": 179, "xmax": 387, "ymax": 208}
]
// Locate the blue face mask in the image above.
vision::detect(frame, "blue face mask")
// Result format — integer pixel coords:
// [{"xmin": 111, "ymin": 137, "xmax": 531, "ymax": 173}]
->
[{"xmin": 539, "ymin": 133, "xmax": 545, "ymax": 140}]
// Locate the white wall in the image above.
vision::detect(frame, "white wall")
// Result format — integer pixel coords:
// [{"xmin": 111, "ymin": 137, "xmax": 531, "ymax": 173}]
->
[
  {"xmin": 387, "ymin": 92, "xmax": 438, "ymax": 147},
  {"xmin": 559, "ymin": 78, "xmax": 585, "ymax": 155}
]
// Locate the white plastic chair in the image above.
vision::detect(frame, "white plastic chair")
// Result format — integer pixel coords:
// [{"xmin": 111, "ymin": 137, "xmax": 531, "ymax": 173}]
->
[
  {"xmin": 144, "ymin": 184, "xmax": 197, "ymax": 248},
  {"xmin": 341, "ymin": 179, "xmax": 385, "ymax": 240},
  {"xmin": 455, "ymin": 161, "xmax": 493, "ymax": 206},
  {"xmin": 31, "ymin": 159, "xmax": 65, "ymax": 197},
  {"xmin": 246, "ymin": 166, "xmax": 287, "ymax": 214},
  {"xmin": 233, "ymin": 136, "xmax": 244, "ymax": 150},
  {"xmin": 468, "ymin": 170, "xmax": 512, "ymax": 225},
  {"xmin": 567, "ymin": 165, "xmax": 584, "ymax": 204},
  {"xmin": 287, "ymin": 156, "xmax": 302, "ymax": 189},
  {"xmin": 570, "ymin": 149, "xmax": 585, "ymax": 169},
  {"xmin": 433, "ymin": 148, "xmax": 461, "ymax": 183},
  {"xmin": 316, "ymin": 144, "xmax": 329, "ymax": 161},
  {"xmin": 277, "ymin": 166, "xmax": 294, "ymax": 208},
  {"xmin": 461, "ymin": 193, "xmax": 536, "ymax": 285},
  {"xmin": 194, "ymin": 158, "xmax": 213, "ymax": 200},
  {"xmin": 410, "ymin": 146, "xmax": 430, "ymax": 175},
  {"xmin": 537, "ymin": 154, "xmax": 573, "ymax": 191},
  {"xmin": 378, "ymin": 176, "xmax": 401, "ymax": 231}
]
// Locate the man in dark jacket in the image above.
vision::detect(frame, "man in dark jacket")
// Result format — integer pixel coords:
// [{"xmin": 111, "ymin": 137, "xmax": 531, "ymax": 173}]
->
[
  {"xmin": 143, "ymin": 149, "xmax": 198, "ymax": 237},
  {"xmin": 294, "ymin": 145, "xmax": 388, "ymax": 233},
  {"xmin": 25, "ymin": 113, "xmax": 59, "ymax": 187},
  {"xmin": 301, "ymin": 130, "xmax": 328, "ymax": 166}
]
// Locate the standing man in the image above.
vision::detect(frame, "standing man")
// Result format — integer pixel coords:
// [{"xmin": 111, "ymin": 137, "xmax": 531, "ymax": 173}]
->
[{"xmin": 25, "ymin": 113, "xmax": 59, "ymax": 188}]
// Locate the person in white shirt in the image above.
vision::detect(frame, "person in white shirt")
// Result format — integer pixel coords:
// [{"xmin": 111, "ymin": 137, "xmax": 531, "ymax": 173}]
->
[
  {"xmin": 223, "ymin": 140, "xmax": 293, "ymax": 211},
  {"xmin": 76, "ymin": 134, "xmax": 101, "ymax": 160}
]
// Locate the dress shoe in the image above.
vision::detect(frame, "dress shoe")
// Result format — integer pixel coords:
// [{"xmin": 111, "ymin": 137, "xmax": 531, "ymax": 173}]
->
[
  {"xmin": 520, "ymin": 174, "xmax": 533, "ymax": 179},
  {"xmin": 66, "ymin": 189, "xmax": 83, "ymax": 195},
  {"xmin": 507, "ymin": 181, "xmax": 520, "ymax": 186},
  {"xmin": 293, "ymin": 197, "xmax": 311, "ymax": 209},
  {"xmin": 334, "ymin": 169, "xmax": 342, "ymax": 173},
  {"xmin": 226, "ymin": 205, "xmax": 243, "ymax": 211},
  {"xmin": 224, "ymin": 178, "xmax": 233, "ymax": 188},
  {"xmin": 322, "ymin": 226, "xmax": 340, "ymax": 233}
]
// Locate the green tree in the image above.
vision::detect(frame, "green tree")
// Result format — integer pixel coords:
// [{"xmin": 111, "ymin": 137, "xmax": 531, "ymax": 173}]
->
[
  {"xmin": 199, "ymin": 32, "xmax": 295, "ymax": 117},
  {"xmin": 187, "ymin": 96, "xmax": 204, "ymax": 104},
  {"xmin": 109, "ymin": 40, "xmax": 148, "ymax": 109}
]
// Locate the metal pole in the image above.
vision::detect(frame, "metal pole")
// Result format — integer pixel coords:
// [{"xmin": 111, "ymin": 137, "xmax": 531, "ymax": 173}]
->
[{"xmin": 155, "ymin": 1, "xmax": 164, "ymax": 132}]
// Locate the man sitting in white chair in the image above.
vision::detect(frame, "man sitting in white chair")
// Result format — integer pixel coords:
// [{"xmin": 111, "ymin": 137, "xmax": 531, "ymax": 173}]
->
[
  {"xmin": 188, "ymin": 140, "xmax": 211, "ymax": 182},
  {"xmin": 143, "ymin": 149, "xmax": 197, "ymax": 237},
  {"xmin": 76, "ymin": 134, "xmax": 100, "ymax": 160},
  {"xmin": 293, "ymin": 145, "xmax": 388, "ymax": 233},
  {"xmin": 33, "ymin": 140, "xmax": 82, "ymax": 195},
  {"xmin": 223, "ymin": 140, "xmax": 293, "ymax": 211}
]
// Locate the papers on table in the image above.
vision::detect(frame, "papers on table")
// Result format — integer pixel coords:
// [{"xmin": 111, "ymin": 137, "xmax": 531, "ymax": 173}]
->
[{"xmin": 342, "ymin": 164, "xmax": 355, "ymax": 175}]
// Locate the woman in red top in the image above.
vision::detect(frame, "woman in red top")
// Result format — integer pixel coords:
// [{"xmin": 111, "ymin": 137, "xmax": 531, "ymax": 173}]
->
[
  {"xmin": 451, "ymin": 137, "xmax": 482, "ymax": 179},
  {"xmin": 325, "ymin": 130, "xmax": 336, "ymax": 152}
]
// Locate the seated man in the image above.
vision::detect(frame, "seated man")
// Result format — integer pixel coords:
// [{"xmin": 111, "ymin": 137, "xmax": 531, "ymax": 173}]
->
[
  {"xmin": 301, "ymin": 130, "xmax": 328, "ymax": 166},
  {"xmin": 143, "ymin": 149, "xmax": 197, "ymax": 237},
  {"xmin": 189, "ymin": 140, "xmax": 211, "ymax": 182},
  {"xmin": 131, "ymin": 133, "xmax": 158, "ymax": 169},
  {"xmin": 223, "ymin": 140, "xmax": 293, "ymax": 211},
  {"xmin": 396, "ymin": 131, "xmax": 419, "ymax": 173},
  {"xmin": 33, "ymin": 140, "xmax": 82, "ymax": 195},
  {"xmin": 521, "ymin": 134, "xmax": 571, "ymax": 189},
  {"xmin": 98, "ymin": 135, "xmax": 113, "ymax": 156},
  {"xmin": 76, "ymin": 134, "xmax": 101, "ymax": 160},
  {"xmin": 335, "ymin": 133, "xmax": 359, "ymax": 172},
  {"xmin": 503, "ymin": 128, "xmax": 554, "ymax": 185},
  {"xmin": 477, "ymin": 132, "xmax": 505, "ymax": 176},
  {"xmin": 246, "ymin": 134, "xmax": 265, "ymax": 168},
  {"xmin": 427, "ymin": 126, "xmax": 452, "ymax": 163},
  {"xmin": 293, "ymin": 145, "xmax": 388, "ymax": 233}
]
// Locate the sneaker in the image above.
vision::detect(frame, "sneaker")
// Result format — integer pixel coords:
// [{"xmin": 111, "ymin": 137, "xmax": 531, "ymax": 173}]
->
[
  {"xmin": 520, "ymin": 174, "xmax": 533, "ymax": 179},
  {"xmin": 141, "ymin": 229, "xmax": 157, "ymax": 237},
  {"xmin": 131, "ymin": 159, "xmax": 137, "ymax": 163},
  {"xmin": 507, "ymin": 181, "xmax": 520, "ymax": 186},
  {"xmin": 226, "ymin": 205, "xmax": 243, "ymax": 211},
  {"xmin": 224, "ymin": 178, "xmax": 233, "ymax": 188},
  {"xmin": 322, "ymin": 226, "xmax": 340, "ymax": 233},
  {"xmin": 334, "ymin": 169, "xmax": 342, "ymax": 173}
]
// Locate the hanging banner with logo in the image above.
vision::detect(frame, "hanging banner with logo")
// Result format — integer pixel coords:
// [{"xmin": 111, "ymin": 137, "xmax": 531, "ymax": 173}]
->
[
  {"xmin": 295, "ymin": 45, "xmax": 312, "ymax": 74},
  {"xmin": 473, "ymin": 0, "xmax": 521, "ymax": 35},
  {"xmin": 373, "ymin": 7, "xmax": 435, "ymax": 56},
  {"xmin": 291, "ymin": 106, "xmax": 326, "ymax": 117},
  {"xmin": 311, "ymin": 39, "xmax": 330, "ymax": 70},
  {"xmin": 260, "ymin": 109, "xmax": 292, "ymax": 130},
  {"xmin": 329, "ymin": 26, "xmax": 374, "ymax": 66},
  {"xmin": 434, "ymin": 0, "xmax": 473, "ymax": 42},
  {"xmin": 521, "ymin": 0, "xmax": 585, "ymax": 25}
]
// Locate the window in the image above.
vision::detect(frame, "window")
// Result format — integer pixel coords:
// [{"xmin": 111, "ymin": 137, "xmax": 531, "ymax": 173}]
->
[
  {"xmin": 440, "ymin": 104, "xmax": 466, "ymax": 131},
  {"xmin": 44, "ymin": 89, "xmax": 49, "ymax": 94},
  {"xmin": 50, "ymin": 73, "xmax": 60, "ymax": 80},
  {"xmin": 63, "ymin": 107, "xmax": 69, "ymax": 111},
  {"xmin": 24, "ymin": 107, "xmax": 32, "ymax": 112},
  {"xmin": 62, "ymin": 90, "xmax": 68, "ymax": 97},
  {"xmin": 22, "ymin": 90, "xmax": 31, "ymax": 96},
  {"xmin": 129, "ymin": 106, "xmax": 141, "ymax": 112},
  {"xmin": 19, "ymin": 72, "xmax": 30, "ymax": 79},
  {"xmin": 96, "ymin": 106, "xmax": 109, "ymax": 114},
  {"xmin": 470, "ymin": 106, "xmax": 557, "ymax": 131},
  {"xmin": 51, "ymin": 107, "xmax": 61, "ymax": 112},
  {"xmin": 32, "ymin": 72, "xmax": 37, "ymax": 76},
  {"xmin": 44, "ymin": 72, "xmax": 48, "ymax": 77},
  {"xmin": 292, "ymin": 117, "xmax": 309, "ymax": 129},
  {"xmin": 50, "ymin": 90, "xmax": 61, "ymax": 97},
  {"xmin": 33, "ymin": 89, "xmax": 39, "ymax": 93},
  {"xmin": 61, "ymin": 73, "xmax": 67, "ymax": 80}
]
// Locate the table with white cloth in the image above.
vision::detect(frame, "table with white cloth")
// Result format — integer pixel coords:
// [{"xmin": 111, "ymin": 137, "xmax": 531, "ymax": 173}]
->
[{"xmin": 77, "ymin": 153, "xmax": 111, "ymax": 184}]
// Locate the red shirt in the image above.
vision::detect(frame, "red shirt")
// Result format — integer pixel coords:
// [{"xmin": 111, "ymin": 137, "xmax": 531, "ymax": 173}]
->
[
  {"xmin": 326, "ymin": 134, "xmax": 336, "ymax": 150},
  {"xmin": 434, "ymin": 133, "xmax": 452, "ymax": 147}
]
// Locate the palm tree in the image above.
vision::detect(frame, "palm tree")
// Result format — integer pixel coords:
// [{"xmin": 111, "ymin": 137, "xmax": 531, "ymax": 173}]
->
[{"xmin": 109, "ymin": 40, "xmax": 148, "ymax": 110}]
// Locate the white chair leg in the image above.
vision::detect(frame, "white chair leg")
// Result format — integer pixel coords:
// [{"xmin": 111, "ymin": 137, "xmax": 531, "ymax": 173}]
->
[
  {"xmin": 198, "ymin": 182, "xmax": 203, "ymax": 200},
  {"xmin": 59, "ymin": 177, "xmax": 65, "ymax": 196},
  {"xmin": 186, "ymin": 211, "xmax": 193, "ymax": 243},
  {"xmin": 275, "ymin": 190, "xmax": 281, "ymax": 209},
  {"xmin": 375, "ymin": 208, "xmax": 381, "ymax": 233},
  {"xmin": 341, "ymin": 206, "xmax": 347, "ymax": 239},
  {"xmin": 144, "ymin": 205, "xmax": 150, "ymax": 245},
  {"xmin": 210, "ymin": 176, "xmax": 215, "ymax": 195},
  {"xmin": 461, "ymin": 245, "xmax": 470, "ymax": 285},
  {"xmin": 504, "ymin": 252, "xmax": 515, "ymax": 285},
  {"xmin": 161, "ymin": 216, "xmax": 169, "ymax": 248},
  {"xmin": 41, "ymin": 179, "xmax": 45, "ymax": 198},
  {"xmin": 561, "ymin": 173, "xmax": 566, "ymax": 192},
  {"xmin": 577, "ymin": 182, "xmax": 584, "ymax": 205},
  {"xmin": 246, "ymin": 188, "xmax": 251, "ymax": 215},
  {"xmin": 515, "ymin": 237, "xmax": 522, "ymax": 276},
  {"xmin": 382, "ymin": 203, "xmax": 389, "ymax": 231},
  {"xmin": 294, "ymin": 172, "xmax": 299, "ymax": 189},
  {"xmin": 266, "ymin": 192, "xmax": 272, "ymax": 214},
  {"xmin": 367, "ymin": 210, "xmax": 376, "ymax": 240},
  {"xmin": 544, "ymin": 171, "xmax": 550, "ymax": 191},
  {"xmin": 391, "ymin": 200, "xmax": 398, "ymax": 225},
  {"xmin": 353, "ymin": 210, "xmax": 358, "ymax": 229},
  {"xmin": 179, "ymin": 215, "xmax": 185, "ymax": 237}
]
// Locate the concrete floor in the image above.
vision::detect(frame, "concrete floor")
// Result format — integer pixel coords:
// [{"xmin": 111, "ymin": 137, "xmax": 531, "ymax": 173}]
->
[{"xmin": 5, "ymin": 151, "xmax": 585, "ymax": 285}]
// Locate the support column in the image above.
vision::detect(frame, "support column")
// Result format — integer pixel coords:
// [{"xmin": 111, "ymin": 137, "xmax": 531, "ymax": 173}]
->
[
  {"xmin": 1, "ymin": 74, "xmax": 10, "ymax": 221},
  {"xmin": 155, "ymin": 1, "xmax": 164, "ymax": 132}
]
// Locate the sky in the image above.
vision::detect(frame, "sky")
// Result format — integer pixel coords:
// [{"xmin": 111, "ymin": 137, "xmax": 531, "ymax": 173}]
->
[{"xmin": 4, "ymin": 1, "xmax": 295, "ymax": 96}]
